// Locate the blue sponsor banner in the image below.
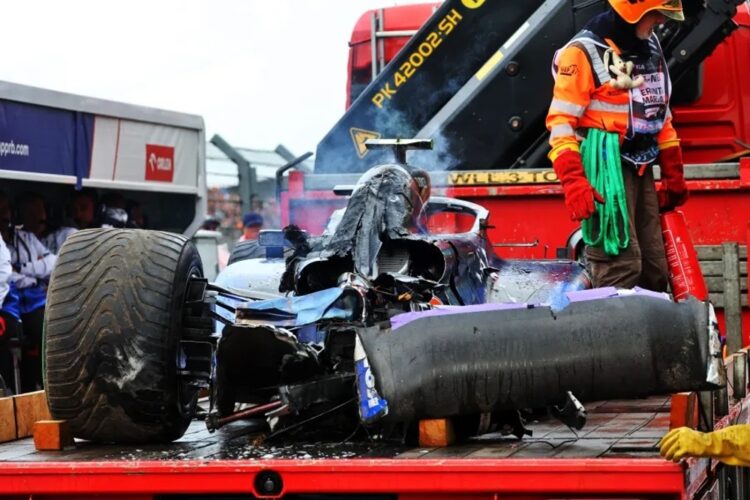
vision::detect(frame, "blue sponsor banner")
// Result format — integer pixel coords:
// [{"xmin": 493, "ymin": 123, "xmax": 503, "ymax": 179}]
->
[{"xmin": 0, "ymin": 100, "xmax": 94, "ymax": 186}]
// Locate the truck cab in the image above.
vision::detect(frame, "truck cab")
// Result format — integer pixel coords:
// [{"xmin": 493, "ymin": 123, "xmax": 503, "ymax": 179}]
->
[{"xmin": 284, "ymin": 0, "xmax": 750, "ymax": 344}]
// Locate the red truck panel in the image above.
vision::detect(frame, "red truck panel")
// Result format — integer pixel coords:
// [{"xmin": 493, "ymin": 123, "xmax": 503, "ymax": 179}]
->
[
  {"xmin": 673, "ymin": 3, "xmax": 750, "ymax": 164},
  {"xmin": 346, "ymin": 3, "xmax": 441, "ymax": 107},
  {"xmin": 346, "ymin": 3, "xmax": 750, "ymax": 165},
  {"xmin": 0, "ymin": 459, "xmax": 685, "ymax": 499}
]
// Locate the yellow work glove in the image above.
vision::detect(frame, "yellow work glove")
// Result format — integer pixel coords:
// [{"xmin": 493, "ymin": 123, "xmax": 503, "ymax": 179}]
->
[{"xmin": 659, "ymin": 426, "xmax": 750, "ymax": 467}]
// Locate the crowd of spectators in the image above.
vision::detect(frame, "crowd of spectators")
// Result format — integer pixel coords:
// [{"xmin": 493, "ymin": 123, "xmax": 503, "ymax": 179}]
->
[{"xmin": 205, "ymin": 187, "xmax": 279, "ymax": 245}]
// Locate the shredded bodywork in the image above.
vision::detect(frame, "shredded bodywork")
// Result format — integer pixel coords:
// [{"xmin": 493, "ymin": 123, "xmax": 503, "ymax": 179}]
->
[{"xmin": 210, "ymin": 155, "xmax": 723, "ymax": 439}]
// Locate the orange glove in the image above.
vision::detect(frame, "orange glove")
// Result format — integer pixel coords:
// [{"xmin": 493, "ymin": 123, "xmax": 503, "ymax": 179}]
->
[
  {"xmin": 657, "ymin": 146, "xmax": 688, "ymax": 211},
  {"xmin": 553, "ymin": 150, "xmax": 604, "ymax": 221}
]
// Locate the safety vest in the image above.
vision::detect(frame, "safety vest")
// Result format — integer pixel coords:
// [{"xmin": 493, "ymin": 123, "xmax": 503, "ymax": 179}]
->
[{"xmin": 546, "ymin": 30, "xmax": 680, "ymax": 164}]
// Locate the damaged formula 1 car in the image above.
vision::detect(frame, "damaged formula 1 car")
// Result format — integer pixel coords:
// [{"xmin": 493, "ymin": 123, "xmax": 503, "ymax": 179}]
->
[{"xmin": 43, "ymin": 139, "xmax": 724, "ymax": 444}]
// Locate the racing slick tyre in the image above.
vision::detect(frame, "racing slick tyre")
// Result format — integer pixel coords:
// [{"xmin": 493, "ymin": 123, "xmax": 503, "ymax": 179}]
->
[
  {"xmin": 227, "ymin": 239, "xmax": 265, "ymax": 265},
  {"xmin": 44, "ymin": 229, "xmax": 204, "ymax": 443}
]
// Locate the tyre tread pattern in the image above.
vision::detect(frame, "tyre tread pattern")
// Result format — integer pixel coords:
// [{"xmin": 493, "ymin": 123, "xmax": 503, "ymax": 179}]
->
[{"xmin": 44, "ymin": 229, "xmax": 199, "ymax": 443}]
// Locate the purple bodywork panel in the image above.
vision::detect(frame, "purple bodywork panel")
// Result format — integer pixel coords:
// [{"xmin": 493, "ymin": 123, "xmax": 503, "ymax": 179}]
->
[{"xmin": 391, "ymin": 286, "xmax": 670, "ymax": 331}]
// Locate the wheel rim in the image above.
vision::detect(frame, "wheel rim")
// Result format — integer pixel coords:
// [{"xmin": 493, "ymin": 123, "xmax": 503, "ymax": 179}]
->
[{"xmin": 175, "ymin": 265, "xmax": 206, "ymax": 418}]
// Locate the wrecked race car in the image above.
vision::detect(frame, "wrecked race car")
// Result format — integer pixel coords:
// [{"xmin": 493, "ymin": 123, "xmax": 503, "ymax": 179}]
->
[{"xmin": 43, "ymin": 139, "xmax": 723, "ymax": 444}]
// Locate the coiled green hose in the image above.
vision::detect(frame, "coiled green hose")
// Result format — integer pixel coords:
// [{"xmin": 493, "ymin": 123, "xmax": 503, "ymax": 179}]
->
[{"xmin": 580, "ymin": 129, "xmax": 630, "ymax": 256}]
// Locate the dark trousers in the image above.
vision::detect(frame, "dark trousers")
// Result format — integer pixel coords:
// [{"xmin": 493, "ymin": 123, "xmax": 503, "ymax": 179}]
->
[
  {"xmin": 20, "ymin": 307, "xmax": 45, "ymax": 393},
  {"xmin": 0, "ymin": 311, "xmax": 23, "ymax": 395},
  {"xmin": 585, "ymin": 165, "xmax": 669, "ymax": 292}
]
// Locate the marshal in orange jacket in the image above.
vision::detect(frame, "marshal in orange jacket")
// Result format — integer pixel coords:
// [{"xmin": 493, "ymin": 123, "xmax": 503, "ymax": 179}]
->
[{"xmin": 546, "ymin": 32, "xmax": 680, "ymax": 163}]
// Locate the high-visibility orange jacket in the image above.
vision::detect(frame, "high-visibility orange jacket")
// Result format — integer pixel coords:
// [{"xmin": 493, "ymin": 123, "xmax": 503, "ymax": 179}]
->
[{"xmin": 546, "ymin": 31, "xmax": 680, "ymax": 163}]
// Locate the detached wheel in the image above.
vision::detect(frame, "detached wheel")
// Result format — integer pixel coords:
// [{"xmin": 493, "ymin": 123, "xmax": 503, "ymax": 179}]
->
[
  {"xmin": 44, "ymin": 229, "xmax": 203, "ymax": 443},
  {"xmin": 227, "ymin": 239, "xmax": 265, "ymax": 265}
]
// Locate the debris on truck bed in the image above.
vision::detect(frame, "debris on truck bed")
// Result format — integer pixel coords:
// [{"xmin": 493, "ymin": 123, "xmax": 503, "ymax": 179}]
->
[
  {"xmin": 41, "ymin": 142, "xmax": 723, "ymax": 445},
  {"xmin": 210, "ymin": 149, "xmax": 723, "ymax": 442},
  {"xmin": 0, "ymin": 397, "xmax": 673, "ymax": 462}
]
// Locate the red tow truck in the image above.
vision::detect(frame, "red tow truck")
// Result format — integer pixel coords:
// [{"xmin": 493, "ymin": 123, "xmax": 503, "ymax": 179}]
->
[
  {"xmin": 2, "ymin": 1, "xmax": 750, "ymax": 499},
  {"xmin": 290, "ymin": 0, "xmax": 750, "ymax": 344}
]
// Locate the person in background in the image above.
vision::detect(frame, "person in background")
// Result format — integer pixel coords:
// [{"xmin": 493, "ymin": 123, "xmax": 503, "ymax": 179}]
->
[
  {"xmin": 101, "ymin": 191, "xmax": 126, "ymax": 210},
  {"xmin": 239, "ymin": 212, "xmax": 263, "ymax": 243},
  {"xmin": 0, "ymin": 192, "xmax": 56, "ymax": 392},
  {"xmin": 0, "ymin": 237, "xmax": 21, "ymax": 394},
  {"xmin": 229, "ymin": 212, "xmax": 266, "ymax": 263},
  {"xmin": 99, "ymin": 191, "xmax": 130, "ymax": 228},
  {"xmin": 126, "ymin": 200, "xmax": 146, "ymax": 228},
  {"xmin": 0, "ymin": 238, "xmax": 11, "ymax": 325},
  {"xmin": 18, "ymin": 192, "xmax": 76, "ymax": 254},
  {"xmin": 70, "ymin": 189, "xmax": 98, "ymax": 229}
]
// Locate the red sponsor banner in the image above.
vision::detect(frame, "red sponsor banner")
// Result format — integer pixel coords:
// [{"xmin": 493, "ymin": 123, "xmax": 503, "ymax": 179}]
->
[{"xmin": 145, "ymin": 144, "xmax": 175, "ymax": 182}]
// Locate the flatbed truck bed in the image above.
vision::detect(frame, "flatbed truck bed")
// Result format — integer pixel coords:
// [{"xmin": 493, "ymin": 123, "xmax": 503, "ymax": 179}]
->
[
  {"xmin": 3, "ymin": 395, "xmax": 746, "ymax": 498},
  {"xmin": 0, "ymin": 397, "xmax": 671, "ymax": 462}
]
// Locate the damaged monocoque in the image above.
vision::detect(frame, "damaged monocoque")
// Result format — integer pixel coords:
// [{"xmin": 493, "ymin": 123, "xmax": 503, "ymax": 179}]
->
[
  {"xmin": 211, "ymin": 139, "xmax": 723, "ymax": 440},
  {"xmin": 42, "ymin": 139, "xmax": 724, "ymax": 444}
]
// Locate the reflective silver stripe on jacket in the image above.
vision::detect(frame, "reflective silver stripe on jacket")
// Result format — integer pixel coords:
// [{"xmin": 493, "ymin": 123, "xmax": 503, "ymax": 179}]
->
[
  {"xmin": 550, "ymin": 123, "xmax": 576, "ymax": 139},
  {"xmin": 550, "ymin": 98, "xmax": 585, "ymax": 117},
  {"xmin": 576, "ymin": 38, "xmax": 611, "ymax": 87},
  {"xmin": 588, "ymin": 99, "xmax": 629, "ymax": 114}
]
